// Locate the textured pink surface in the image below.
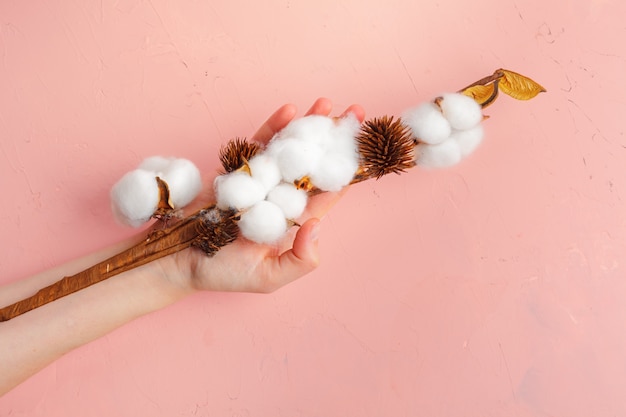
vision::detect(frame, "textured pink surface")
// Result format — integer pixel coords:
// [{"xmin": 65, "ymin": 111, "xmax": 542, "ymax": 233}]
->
[{"xmin": 1, "ymin": 0, "xmax": 625, "ymax": 415}]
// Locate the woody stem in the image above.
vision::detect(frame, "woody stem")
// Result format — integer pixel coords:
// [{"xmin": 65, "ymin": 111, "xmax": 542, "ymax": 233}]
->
[{"xmin": 0, "ymin": 212, "xmax": 206, "ymax": 322}]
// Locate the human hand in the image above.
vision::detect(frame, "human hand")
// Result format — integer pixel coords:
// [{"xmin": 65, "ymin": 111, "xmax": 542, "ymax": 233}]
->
[{"xmin": 155, "ymin": 98, "xmax": 365, "ymax": 294}]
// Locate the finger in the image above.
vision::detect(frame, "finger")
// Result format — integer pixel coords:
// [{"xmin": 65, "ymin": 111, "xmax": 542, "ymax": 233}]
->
[
  {"xmin": 290, "ymin": 218, "xmax": 321, "ymax": 264},
  {"xmin": 252, "ymin": 100, "xmax": 364, "ymax": 145},
  {"xmin": 259, "ymin": 218, "xmax": 321, "ymax": 292},
  {"xmin": 339, "ymin": 104, "xmax": 366, "ymax": 123},
  {"xmin": 251, "ymin": 103, "xmax": 298, "ymax": 144},
  {"xmin": 304, "ymin": 97, "xmax": 333, "ymax": 116}
]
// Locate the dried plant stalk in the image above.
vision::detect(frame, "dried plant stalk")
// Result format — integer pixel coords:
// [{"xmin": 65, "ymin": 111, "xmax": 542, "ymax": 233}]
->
[
  {"xmin": 0, "ymin": 206, "xmax": 238, "ymax": 322},
  {"xmin": 461, "ymin": 82, "xmax": 500, "ymax": 108},
  {"xmin": 0, "ymin": 68, "xmax": 545, "ymax": 321}
]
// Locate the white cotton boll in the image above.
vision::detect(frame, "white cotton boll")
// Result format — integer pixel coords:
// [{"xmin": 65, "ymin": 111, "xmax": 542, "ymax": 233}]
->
[
  {"xmin": 333, "ymin": 113, "xmax": 361, "ymax": 137},
  {"xmin": 214, "ymin": 171, "xmax": 267, "ymax": 210},
  {"xmin": 267, "ymin": 113, "xmax": 360, "ymax": 185},
  {"xmin": 276, "ymin": 115, "xmax": 336, "ymax": 145},
  {"xmin": 160, "ymin": 158, "xmax": 202, "ymax": 208},
  {"xmin": 402, "ymin": 102, "xmax": 452, "ymax": 145},
  {"xmin": 327, "ymin": 113, "xmax": 360, "ymax": 155},
  {"xmin": 310, "ymin": 152, "xmax": 359, "ymax": 191},
  {"xmin": 438, "ymin": 93, "xmax": 484, "ymax": 130},
  {"xmin": 414, "ymin": 139, "xmax": 462, "ymax": 169},
  {"xmin": 248, "ymin": 154, "xmax": 282, "ymax": 192},
  {"xmin": 307, "ymin": 114, "xmax": 360, "ymax": 191},
  {"xmin": 265, "ymin": 133, "xmax": 290, "ymax": 159},
  {"xmin": 110, "ymin": 169, "xmax": 160, "ymax": 227},
  {"xmin": 238, "ymin": 200, "xmax": 288, "ymax": 244},
  {"xmin": 451, "ymin": 124, "xmax": 485, "ymax": 158},
  {"xmin": 138, "ymin": 156, "xmax": 174, "ymax": 175},
  {"xmin": 266, "ymin": 183, "xmax": 308, "ymax": 219},
  {"xmin": 273, "ymin": 139, "xmax": 324, "ymax": 183}
]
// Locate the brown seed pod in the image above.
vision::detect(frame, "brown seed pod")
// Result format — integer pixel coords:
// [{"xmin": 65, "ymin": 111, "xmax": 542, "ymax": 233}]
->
[
  {"xmin": 191, "ymin": 207, "xmax": 240, "ymax": 256},
  {"xmin": 152, "ymin": 176, "xmax": 177, "ymax": 221},
  {"xmin": 218, "ymin": 137, "xmax": 262, "ymax": 173},
  {"xmin": 355, "ymin": 116, "xmax": 416, "ymax": 180}
]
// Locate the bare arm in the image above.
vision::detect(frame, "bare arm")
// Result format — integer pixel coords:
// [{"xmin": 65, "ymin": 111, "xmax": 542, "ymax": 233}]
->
[{"xmin": 0, "ymin": 99, "xmax": 365, "ymax": 395}]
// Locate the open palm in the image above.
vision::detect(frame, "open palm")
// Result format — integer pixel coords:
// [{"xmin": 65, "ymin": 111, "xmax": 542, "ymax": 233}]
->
[{"xmin": 156, "ymin": 98, "xmax": 365, "ymax": 294}]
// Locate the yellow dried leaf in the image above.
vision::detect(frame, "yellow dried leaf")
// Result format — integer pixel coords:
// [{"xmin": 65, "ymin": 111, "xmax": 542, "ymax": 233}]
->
[
  {"xmin": 461, "ymin": 82, "xmax": 499, "ymax": 108},
  {"xmin": 498, "ymin": 69, "xmax": 546, "ymax": 100}
]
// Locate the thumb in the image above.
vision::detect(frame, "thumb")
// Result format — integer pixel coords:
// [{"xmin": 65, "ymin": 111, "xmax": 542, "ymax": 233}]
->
[
  {"xmin": 290, "ymin": 218, "xmax": 321, "ymax": 267},
  {"xmin": 263, "ymin": 218, "xmax": 321, "ymax": 292}
]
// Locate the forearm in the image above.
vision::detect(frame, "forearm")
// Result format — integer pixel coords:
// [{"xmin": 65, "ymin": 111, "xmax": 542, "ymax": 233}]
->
[
  {"xmin": 0, "ymin": 242, "xmax": 193, "ymax": 395},
  {"xmin": 0, "ymin": 98, "xmax": 355, "ymax": 396},
  {"xmin": 0, "ymin": 234, "xmax": 149, "ymax": 309}
]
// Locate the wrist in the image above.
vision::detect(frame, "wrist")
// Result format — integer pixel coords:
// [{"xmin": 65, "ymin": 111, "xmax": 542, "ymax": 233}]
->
[
  {"xmin": 147, "ymin": 250, "xmax": 201, "ymax": 300},
  {"xmin": 139, "ymin": 258, "xmax": 198, "ymax": 306}
]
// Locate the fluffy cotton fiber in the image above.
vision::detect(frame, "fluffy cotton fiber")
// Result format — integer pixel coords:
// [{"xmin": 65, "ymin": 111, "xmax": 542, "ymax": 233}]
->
[
  {"xmin": 238, "ymin": 200, "xmax": 288, "ymax": 244},
  {"xmin": 438, "ymin": 93, "xmax": 483, "ymax": 130},
  {"xmin": 159, "ymin": 158, "xmax": 202, "ymax": 208},
  {"xmin": 310, "ymin": 153, "xmax": 359, "ymax": 192},
  {"xmin": 327, "ymin": 113, "xmax": 361, "ymax": 155},
  {"xmin": 275, "ymin": 114, "xmax": 336, "ymax": 146},
  {"xmin": 270, "ymin": 138, "xmax": 324, "ymax": 183},
  {"xmin": 266, "ymin": 183, "xmax": 308, "ymax": 219},
  {"xmin": 248, "ymin": 154, "xmax": 282, "ymax": 193},
  {"xmin": 451, "ymin": 124, "xmax": 484, "ymax": 157},
  {"xmin": 112, "ymin": 156, "xmax": 204, "ymax": 228},
  {"xmin": 267, "ymin": 114, "xmax": 361, "ymax": 188},
  {"xmin": 110, "ymin": 169, "xmax": 160, "ymax": 227},
  {"xmin": 414, "ymin": 139, "xmax": 462, "ymax": 168},
  {"xmin": 212, "ymin": 113, "xmax": 363, "ymax": 244},
  {"xmin": 402, "ymin": 93, "xmax": 487, "ymax": 170},
  {"xmin": 214, "ymin": 171, "xmax": 266, "ymax": 210},
  {"xmin": 138, "ymin": 156, "xmax": 174, "ymax": 174},
  {"xmin": 402, "ymin": 102, "xmax": 452, "ymax": 145}
]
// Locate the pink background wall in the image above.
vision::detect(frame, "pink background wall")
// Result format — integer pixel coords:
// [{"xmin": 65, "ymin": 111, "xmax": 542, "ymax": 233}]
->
[{"xmin": 1, "ymin": 0, "xmax": 625, "ymax": 415}]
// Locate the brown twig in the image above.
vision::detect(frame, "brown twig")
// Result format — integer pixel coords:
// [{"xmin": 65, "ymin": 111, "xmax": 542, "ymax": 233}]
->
[
  {"xmin": 458, "ymin": 69, "xmax": 504, "ymax": 92},
  {"xmin": 0, "ymin": 206, "xmax": 238, "ymax": 322},
  {"xmin": 0, "ymin": 68, "xmax": 545, "ymax": 321}
]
